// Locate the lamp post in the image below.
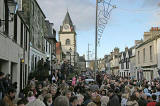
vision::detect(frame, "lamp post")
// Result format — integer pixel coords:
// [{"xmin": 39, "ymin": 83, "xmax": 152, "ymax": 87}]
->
[
  {"xmin": 94, "ymin": 0, "xmax": 116, "ymax": 80},
  {"xmin": 0, "ymin": 0, "xmax": 17, "ymax": 26},
  {"xmin": 94, "ymin": 0, "xmax": 98, "ymax": 81},
  {"xmin": 69, "ymin": 48, "xmax": 72, "ymax": 66}
]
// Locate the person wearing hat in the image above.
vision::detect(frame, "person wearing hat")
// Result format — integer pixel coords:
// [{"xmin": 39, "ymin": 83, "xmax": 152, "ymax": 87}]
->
[
  {"xmin": 0, "ymin": 72, "xmax": 5, "ymax": 100},
  {"xmin": 27, "ymin": 91, "xmax": 36, "ymax": 102},
  {"xmin": 3, "ymin": 88, "xmax": 16, "ymax": 106}
]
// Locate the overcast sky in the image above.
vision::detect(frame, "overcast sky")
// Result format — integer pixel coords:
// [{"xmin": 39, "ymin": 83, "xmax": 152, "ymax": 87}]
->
[
  {"xmin": 37, "ymin": 0, "xmax": 95, "ymax": 31},
  {"xmin": 37, "ymin": 0, "xmax": 160, "ymax": 59}
]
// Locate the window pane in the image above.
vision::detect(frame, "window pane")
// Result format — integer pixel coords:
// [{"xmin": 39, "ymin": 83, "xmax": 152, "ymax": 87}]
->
[{"xmin": 66, "ymin": 39, "xmax": 70, "ymax": 45}]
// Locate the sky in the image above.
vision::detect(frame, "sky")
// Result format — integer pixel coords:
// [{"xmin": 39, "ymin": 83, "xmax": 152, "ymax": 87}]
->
[{"xmin": 37, "ymin": 0, "xmax": 160, "ymax": 59}]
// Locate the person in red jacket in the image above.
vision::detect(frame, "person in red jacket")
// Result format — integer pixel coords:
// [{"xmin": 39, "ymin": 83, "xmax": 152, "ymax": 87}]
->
[{"xmin": 147, "ymin": 94, "xmax": 157, "ymax": 106}]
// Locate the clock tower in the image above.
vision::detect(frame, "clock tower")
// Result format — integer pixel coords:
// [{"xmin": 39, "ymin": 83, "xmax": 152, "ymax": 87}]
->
[{"xmin": 59, "ymin": 11, "xmax": 77, "ymax": 66}]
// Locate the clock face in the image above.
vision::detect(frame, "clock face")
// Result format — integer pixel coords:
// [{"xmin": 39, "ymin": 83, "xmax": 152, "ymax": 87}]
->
[{"xmin": 64, "ymin": 25, "xmax": 69, "ymax": 30}]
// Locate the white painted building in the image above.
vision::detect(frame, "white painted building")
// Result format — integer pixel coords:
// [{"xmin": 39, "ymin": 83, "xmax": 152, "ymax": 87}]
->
[
  {"xmin": 119, "ymin": 47, "xmax": 130, "ymax": 77},
  {"xmin": 29, "ymin": 47, "xmax": 45, "ymax": 72},
  {"xmin": 119, "ymin": 47, "xmax": 136, "ymax": 78},
  {"xmin": 0, "ymin": 0, "xmax": 29, "ymax": 92},
  {"xmin": 135, "ymin": 28, "xmax": 160, "ymax": 81},
  {"xmin": 44, "ymin": 39, "xmax": 52, "ymax": 61},
  {"xmin": 29, "ymin": 38, "xmax": 52, "ymax": 72}
]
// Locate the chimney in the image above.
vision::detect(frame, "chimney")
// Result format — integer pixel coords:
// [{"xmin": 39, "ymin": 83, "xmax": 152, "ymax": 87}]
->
[
  {"xmin": 114, "ymin": 47, "xmax": 119, "ymax": 54},
  {"xmin": 83, "ymin": 54, "xmax": 85, "ymax": 58},
  {"xmin": 125, "ymin": 47, "xmax": 128, "ymax": 52},
  {"xmin": 144, "ymin": 32, "xmax": 151, "ymax": 41},
  {"xmin": 150, "ymin": 27, "xmax": 160, "ymax": 31},
  {"xmin": 135, "ymin": 40, "xmax": 143, "ymax": 46}
]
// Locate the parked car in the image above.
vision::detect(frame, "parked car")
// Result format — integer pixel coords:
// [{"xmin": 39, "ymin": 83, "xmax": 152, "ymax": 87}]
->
[{"xmin": 85, "ymin": 79, "xmax": 95, "ymax": 84}]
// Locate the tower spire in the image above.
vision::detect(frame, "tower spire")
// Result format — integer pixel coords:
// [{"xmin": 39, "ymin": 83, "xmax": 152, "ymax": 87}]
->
[{"xmin": 63, "ymin": 11, "xmax": 73, "ymax": 27}]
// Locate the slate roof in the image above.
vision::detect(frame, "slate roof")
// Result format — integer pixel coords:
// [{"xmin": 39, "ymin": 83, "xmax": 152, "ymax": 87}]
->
[
  {"xmin": 136, "ymin": 34, "xmax": 160, "ymax": 49},
  {"xmin": 63, "ymin": 11, "xmax": 73, "ymax": 27},
  {"xmin": 119, "ymin": 48, "xmax": 133, "ymax": 63}
]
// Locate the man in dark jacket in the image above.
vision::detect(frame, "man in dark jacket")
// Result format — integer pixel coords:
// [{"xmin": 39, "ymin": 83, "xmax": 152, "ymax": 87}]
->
[
  {"xmin": 3, "ymin": 88, "xmax": 16, "ymax": 106},
  {"xmin": 107, "ymin": 89, "xmax": 120, "ymax": 106},
  {"xmin": 61, "ymin": 61, "xmax": 68, "ymax": 80},
  {"xmin": 0, "ymin": 72, "xmax": 5, "ymax": 100}
]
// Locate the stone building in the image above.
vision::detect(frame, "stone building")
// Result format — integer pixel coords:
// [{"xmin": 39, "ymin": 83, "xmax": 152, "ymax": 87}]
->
[
  {"xmin": 89, "ymin": 60, "xmax": 95, "ymax": 71},
  {"xmin": 98, "ymin": 58, "xmax": 106, "ymax": 72},
  {"xmin": 29, "ymin": 0, "xmax": 47, "ymax": 72},
  {"xmin": 109, "ymin": 48, "xmax": 120, "ymax": 76},
  {"xmin": 22, "ymin": 0, "xmax": 53, "ymax": 72},
  {"xmin": 136, "ymin": 27, "xmax": 160, "ymax": 80},
  {"xmin": 59, "ymin": 11, "xmax": 77, "ymax": 66},
  {"xmin": 45, "ymin": 20, "xmax": 57, "ymax": 72}
]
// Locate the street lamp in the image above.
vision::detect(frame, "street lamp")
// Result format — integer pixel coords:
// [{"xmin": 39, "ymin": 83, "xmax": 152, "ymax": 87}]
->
[
  {"xmin": 8, "ymin": 0, "xmax": 17, "ymax": 14},
  {"xmin": 94, "ymin": 0, "xmax": 115, "ymax": 81},
  {"xmin": 0, "ymin": 0, "xmax": 17, "ymax": 26},
  {"xmin": 69, "ymin": 48, "xmax": 72, "ymax": 65}
]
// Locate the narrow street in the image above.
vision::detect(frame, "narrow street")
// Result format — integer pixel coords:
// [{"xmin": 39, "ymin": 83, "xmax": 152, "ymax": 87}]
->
[{"xmin": 0, "ymin": 0, "xmax": 160, "ymax": 106}]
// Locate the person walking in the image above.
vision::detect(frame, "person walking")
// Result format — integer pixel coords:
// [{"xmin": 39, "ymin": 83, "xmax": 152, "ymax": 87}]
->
[
  {"xmin": 3, "ymin": 88, "xmax": 16, "ymax": 106},
  {"xmin": 72, "ymin": 76, "xmax": 76, "ymax": 86}
]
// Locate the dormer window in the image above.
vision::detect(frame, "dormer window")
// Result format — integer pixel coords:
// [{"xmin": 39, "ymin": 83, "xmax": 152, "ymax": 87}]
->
[{"xmin": 66, "ymin": 39, "xmax": 70, "ymax": 45}]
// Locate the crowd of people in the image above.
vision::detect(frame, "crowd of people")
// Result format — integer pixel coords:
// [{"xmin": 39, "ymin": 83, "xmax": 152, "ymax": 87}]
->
[{"xmin": 1, "ymin": 67, "xmax": 160, "ymax": 106}]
